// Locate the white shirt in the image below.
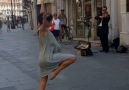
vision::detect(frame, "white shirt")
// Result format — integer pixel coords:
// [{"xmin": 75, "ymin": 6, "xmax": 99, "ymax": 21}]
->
[
  {"xmin": 53, "ymin": 19, "xmax": 60, "ymax": 30},
  {"xmin": 98, "ymin": 20, "xmax": 102, "ymax": 26}
]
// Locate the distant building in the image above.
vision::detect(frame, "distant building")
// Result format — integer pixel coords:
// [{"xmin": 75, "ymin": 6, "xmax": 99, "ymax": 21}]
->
[{"xmin": 0, "ymin": 0, "xmax": 23, "ymax": 19}]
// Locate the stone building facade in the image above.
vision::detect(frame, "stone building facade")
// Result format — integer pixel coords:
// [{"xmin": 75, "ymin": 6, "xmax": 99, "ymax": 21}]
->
[
  {"xmin": 0, "ymin": 0, "xmax": 23, "ymax": 19},
  {"xmin": 31, "ymin": 0, "xmax": 129, "ymax": 46},
  {"xmin": 119, "ymin": 0, "xmax": 129, "ymax": 46}
]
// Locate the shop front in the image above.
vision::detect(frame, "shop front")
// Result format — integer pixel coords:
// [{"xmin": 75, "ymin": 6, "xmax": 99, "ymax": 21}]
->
[{"xmin": 75, "ymin": 0, "xmax": 106, "ymax": 41}]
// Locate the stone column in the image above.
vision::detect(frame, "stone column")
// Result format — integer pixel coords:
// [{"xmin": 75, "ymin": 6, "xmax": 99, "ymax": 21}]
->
[
  {"xmin": 120, "ymin": 0, "xmax": 129, "ymax": 46},
  {"xmin": 32, "ymin": 0, "xmax": 38, "ymax": 33},
  {"xmin": 106, "ymin": 0, "xmax": 119, "ymax": 43}
]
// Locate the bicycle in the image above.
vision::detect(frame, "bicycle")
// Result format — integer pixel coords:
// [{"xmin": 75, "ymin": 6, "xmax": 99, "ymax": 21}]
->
[{"xmin": 58, "ymin": 26, "xmax": 73, "ymax": 45}]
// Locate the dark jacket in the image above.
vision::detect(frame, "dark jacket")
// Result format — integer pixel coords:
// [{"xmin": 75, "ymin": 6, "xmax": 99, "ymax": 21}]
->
[
  {"xmin": 95, "ymin": 14, "xmax": 110, "ymax": 28},
  {"xmin": 95, "ymin": 14, "xmax": 110, "ymax": 37}
]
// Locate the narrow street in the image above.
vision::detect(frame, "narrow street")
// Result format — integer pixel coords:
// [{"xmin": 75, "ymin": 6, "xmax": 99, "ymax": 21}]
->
[{"xmin": 0, "ymin": 24, "xmax": 129, "ymax": 90}]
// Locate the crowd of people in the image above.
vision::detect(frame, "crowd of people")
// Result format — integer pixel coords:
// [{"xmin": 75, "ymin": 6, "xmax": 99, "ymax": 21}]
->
[
  {"xmin": 0, "ymin": 16, "xmax": 26, "ymax": 31},
  {"xmin": 37, "ymin": 9, "xmax": 67, "ymax": 40},
  {"xmin": 37, "ymin": 2, "xmax": 111, "ymax": 89}
]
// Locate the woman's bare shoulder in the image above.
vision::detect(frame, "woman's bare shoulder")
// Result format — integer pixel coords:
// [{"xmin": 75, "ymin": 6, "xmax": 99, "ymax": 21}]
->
[{"xmin": 39, "ymin": 30, "xmax": 48, "ymax": 38}]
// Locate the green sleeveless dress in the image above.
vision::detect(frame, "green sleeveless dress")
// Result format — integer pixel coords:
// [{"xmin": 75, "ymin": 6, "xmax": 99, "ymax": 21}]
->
[{"xmin": 39, "ymin": 31, "xmax": 75, "ymax": 77}]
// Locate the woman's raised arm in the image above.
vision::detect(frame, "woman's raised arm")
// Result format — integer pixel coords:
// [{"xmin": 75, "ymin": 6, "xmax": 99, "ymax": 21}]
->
[{"xmin": 40, "ymin": 0, "xmax": 45, "ymax": 13}]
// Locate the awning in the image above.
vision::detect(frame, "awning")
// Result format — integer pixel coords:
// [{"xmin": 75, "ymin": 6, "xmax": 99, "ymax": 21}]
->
[{"xmin": 37, "ymin": 0, "xmax": 54, "ymax": 4}]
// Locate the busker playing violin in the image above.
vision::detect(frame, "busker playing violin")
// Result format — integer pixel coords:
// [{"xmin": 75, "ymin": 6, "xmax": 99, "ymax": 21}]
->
[{"xmin": 95, "ymin": 6, "xmax": 110, "ymax": 53}]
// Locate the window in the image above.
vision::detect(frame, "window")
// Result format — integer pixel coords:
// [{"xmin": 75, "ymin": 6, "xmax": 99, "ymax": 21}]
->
[{"xmin": 127, "ymin": 0, "xmax": 129, "ymax": 12}]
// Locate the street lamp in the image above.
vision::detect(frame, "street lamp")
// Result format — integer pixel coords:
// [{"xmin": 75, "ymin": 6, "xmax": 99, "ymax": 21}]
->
[{"xmin": 11, "ymin": 0, "xmax": 15, "ymax": 29}]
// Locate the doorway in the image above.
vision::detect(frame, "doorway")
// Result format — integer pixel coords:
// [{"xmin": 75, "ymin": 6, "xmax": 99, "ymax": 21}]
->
[
  {"xmin": 75, "ymin": 0, "xmax": 105, "ymax": 40},
  {"xmin": 76, "ymin": 0, "xmax": 92, "ymax": 38}
]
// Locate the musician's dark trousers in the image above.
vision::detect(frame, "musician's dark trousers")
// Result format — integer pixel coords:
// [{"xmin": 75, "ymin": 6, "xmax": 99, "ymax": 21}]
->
[{"xmin": 98, "ymin": 27, "xmax": 109, "ymax": 52}]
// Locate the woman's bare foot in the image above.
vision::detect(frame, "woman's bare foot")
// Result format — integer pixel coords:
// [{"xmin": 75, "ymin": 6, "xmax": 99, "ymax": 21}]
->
[{"xmin": 50, "ymin": 70, "xmax": 59, "ymax": 80}]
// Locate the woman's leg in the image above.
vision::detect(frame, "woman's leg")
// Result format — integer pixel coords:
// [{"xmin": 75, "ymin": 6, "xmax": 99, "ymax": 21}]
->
[
  {"xmin": 50, "ymin": 57, "xmax": 76, "ymax": 80},
  {"xmin": 39, "ymin": 76, "xmax": 48, "ymax": 90}
]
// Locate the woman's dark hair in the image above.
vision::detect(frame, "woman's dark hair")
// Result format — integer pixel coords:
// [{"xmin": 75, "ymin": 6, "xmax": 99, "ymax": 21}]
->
[
  {"xmin": 38, "ymin": 13, "xmax": 53, "ymax": 24},
  {"xmin": 38, "ymin": 13, "xmax": 43, "ymax": 24}
]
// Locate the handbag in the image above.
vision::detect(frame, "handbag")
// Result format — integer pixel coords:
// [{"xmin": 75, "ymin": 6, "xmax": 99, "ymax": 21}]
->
[
  {"xmin": 75, "ymin": 43, "xmax": 93, "ymax": 56},
  {"xmin": 116, "ymin": 46, "xmax": 128, "ymax": 53},
  {"xmin": 49, "ymin": 23, "xmax": 55, "ymax": 32},
  {"xmin": 80, "ymin": 44, "xmax": 93, "ymax": 56}
]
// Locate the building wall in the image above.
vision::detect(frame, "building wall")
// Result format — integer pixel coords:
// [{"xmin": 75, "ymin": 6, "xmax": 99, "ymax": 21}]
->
[
  {"xmin": 0, "ymin": 0, "xmax": 23, "ymax": 19},
  {"xmin": 29, "ymin": 0, "xmax": 129, "ymax": 46},
  {"xmin": 30, "ymin": 0, "xmax": 129, "ymax": 46},
  {"xmin": 119, "ymin": 0, "xmax": 129, "ymax": 46}
]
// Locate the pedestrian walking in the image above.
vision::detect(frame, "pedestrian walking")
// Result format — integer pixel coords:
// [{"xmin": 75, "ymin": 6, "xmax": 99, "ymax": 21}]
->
[
  {"xmin": 95, "ymin": 6, "xmax": 110, "ymax": 53},
  {"xmin": 15, "ymin": 19, "xmax": 19, "ymax": 28},
  {"xmin": 51, "ymin": 13, "xmax": 61, "ymax": 39},
  {"xmin": 38, "ymin": 1, "xmax": 76, "ymax": 90},
  {"xmin": 21, "ymin": 17, "xmax": 25, "ymax": 30},
  {"xmin": 6, "ymin": 17, "xmax": 10, "ymax": 31},
  {"xmin": 19, "ymin": 17, "xmax": 22, "ymax": 28},
  {"xmin": 0, "ymin": 18, "xmax": 2, "ymax": 30}
]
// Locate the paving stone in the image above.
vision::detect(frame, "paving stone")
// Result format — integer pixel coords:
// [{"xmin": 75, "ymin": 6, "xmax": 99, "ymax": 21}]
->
[
  {"xmin": 15, "ymin": 83, "xmax": 38, "ymax": 90},
  {"xmin": 0, "ymin": 81, "xmax": 21, "ymax": 89},
  {"xmin": 108, "ymin": 84, "xmax": 129, "ymax": 90},
  {"xmin": 6, "ymin": 73, "xmax": 34, "ymax": 82},
  {"xmin": 0, "ymin": 76, "xmax": 9, "ymax": 84},
  {"xmin": 19, "ymin": 78, "xmax": 38, "ymax": 85},
  {"xmin": 0, "ymin": 86, "xmax": 17, "ymax": 90}
]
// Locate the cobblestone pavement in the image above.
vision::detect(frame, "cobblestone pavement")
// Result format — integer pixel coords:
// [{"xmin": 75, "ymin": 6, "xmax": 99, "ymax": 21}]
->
[{"xmin": 0, "ymin": 24, "xmax": 129, "ymax": 90}]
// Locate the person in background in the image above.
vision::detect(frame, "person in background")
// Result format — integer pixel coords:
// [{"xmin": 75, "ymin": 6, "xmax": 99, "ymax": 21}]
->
[
  {"xmin": 58, "ymin": 9, "xmax": 67, "ymax": 30},
  {"xmin": 52, "ymin": 13, "xmax": 61, "ymax": 39},
  {"xmin": 38, "ymin": 0, "xmax": 76, "ymax": 90},
  {"xmin": 95, "ymin": 6, "xmax": 110, "ymax": 53},
  {"xmin": 0, "ymin": 18, "xmax": 2, "ymax": 30},
  {"xmin": 18, "ymin": 17, "xmax": 21, "ymax": 28},
  {"xmin": 7, "ymin": 17, "xmax": 10, "ymax": 31},
  {"xmin": 21, "ymin": 17, "xmax": 25, "ymax": 30}
]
